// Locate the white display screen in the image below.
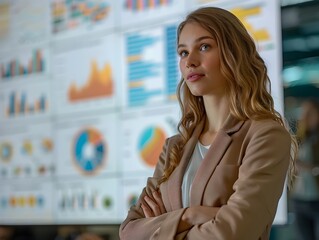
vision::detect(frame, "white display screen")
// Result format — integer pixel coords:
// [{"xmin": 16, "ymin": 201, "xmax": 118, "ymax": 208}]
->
[{"xmin": 0, "ymin": 0, "xmax": 286, "ymax": 225}]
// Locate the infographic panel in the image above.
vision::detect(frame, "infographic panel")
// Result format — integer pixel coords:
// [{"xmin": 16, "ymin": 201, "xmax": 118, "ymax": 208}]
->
[
  {"xmin": 54, "ymin": 177, "xmax": 121, "ymax": 224},
  {"xmin": 10, "ymin": 0, "xmax": 50, "ymax": 46},
  {"xmin": 123, "ymin": 23, "xmax": 180, "ymax": 107},
  {"xmin": 0, "ymin": 46, "xmax": 49, "ymax": 82},
  {"xmin": 120, "ymin": 105, "xmax": 179, "ymax": 176},
  {"xmin": 0, "ymin": 122, "xmax": 54, "ymax": 180},
  {"xmin": 52, "ymin": 33, "xmax": 121, "ymax": 115},
  {"xmin": 0, "ymin": 179, "xmax": 54, "ymax": 224},
  {"xmin": 119, "ymin": 0, "xmax": 185, "ymax": 28},
  {"xmin": 55, "ymin": 113, "xmax": 119, "ymax": 178},
  {"xmin": 0, "ymin": 81, "xmax": 51, "ymax": 122},
  {"xmin": 50, "ymin": 0, "xmax": 117, "ymax": 40}
]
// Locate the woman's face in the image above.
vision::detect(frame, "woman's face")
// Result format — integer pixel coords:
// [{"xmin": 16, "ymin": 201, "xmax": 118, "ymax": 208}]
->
[
  {"xmin": 178, "ymin": 22, "xmax": 227, "ymax": 97},
  {"xmin": 300, "ymin": 101, "xmax": 319, "ymax": 131}
]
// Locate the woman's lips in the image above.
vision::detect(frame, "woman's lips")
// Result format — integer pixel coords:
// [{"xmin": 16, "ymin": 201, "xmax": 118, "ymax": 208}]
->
[{"xmin": 187, "ymin": 73, "xmax": 205, "ymax": 82}]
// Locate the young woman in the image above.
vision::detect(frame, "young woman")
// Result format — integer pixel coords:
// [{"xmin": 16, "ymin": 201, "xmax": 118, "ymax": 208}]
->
[{"xmin": 120, "ymin": 7, "xmax": 297, "ymax": 240}]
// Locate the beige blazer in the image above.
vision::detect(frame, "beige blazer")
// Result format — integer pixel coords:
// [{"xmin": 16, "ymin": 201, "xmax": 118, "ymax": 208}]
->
[{"xmin": 120, "ymin": 115, "xmax": 291, "ymax": 240}]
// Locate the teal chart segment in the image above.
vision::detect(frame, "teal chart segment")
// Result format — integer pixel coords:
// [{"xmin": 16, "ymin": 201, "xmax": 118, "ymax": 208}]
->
[{"xmin": 73, "ymin": 128, "xmax": 106, "ymax": 174}]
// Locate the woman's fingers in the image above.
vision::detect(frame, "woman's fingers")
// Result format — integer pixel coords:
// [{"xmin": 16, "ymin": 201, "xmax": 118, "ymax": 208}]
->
[
  {"xmin": 141, "ymin": 203, "xmax": 154, "ymax": 218},
  {"xmin": 141, "ymin": 203, "xmax": 152, "ymax": 217},
  {"xmin": 152, "ymin": 191, "xmax": 166, "ymax": 214},
  {"xmin": 141, "ymin": 190, "xmax": 166, "ymax": 218},
  {"xmin": 144, "ymin": 195, "xmax": 162, "ymax": 216}
]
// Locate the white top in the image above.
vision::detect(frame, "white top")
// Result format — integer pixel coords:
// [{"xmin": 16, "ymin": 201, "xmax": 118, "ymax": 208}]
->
[{"xmin": 182, "ymin": 141, "xmax": 210, "ymax": 208}]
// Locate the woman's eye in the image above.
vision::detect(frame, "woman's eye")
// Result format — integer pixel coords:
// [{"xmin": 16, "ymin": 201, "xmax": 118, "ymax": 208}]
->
[
  {"xmin": 179, "ymin": 50, "xmax": 188, "ymax": 57},
  {"xmin": 200, "ymin": 44, "xmax": 210, "ymax": 51}
]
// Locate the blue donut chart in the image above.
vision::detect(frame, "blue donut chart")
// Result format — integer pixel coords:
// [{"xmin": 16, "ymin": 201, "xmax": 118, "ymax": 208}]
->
[{"xmin": 73, "ymin": 128, "xmax": 106, "ymax": 175}]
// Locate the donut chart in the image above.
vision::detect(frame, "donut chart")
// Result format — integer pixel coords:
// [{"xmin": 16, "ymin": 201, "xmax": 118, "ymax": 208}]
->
[
  {"xmin": 0, "ymin": 142, "xmax": 13, "ymax": 162},
  {"xmin": 73, "ymin": 128, "xmax": 106, "ymax": 175},
  {"xmin": 22, "ymin": 140, "xmax": 33, "ymax": 156},
  {"xmin": 138, "ymin": 126, "xmax": 166, "ymax": 167}
]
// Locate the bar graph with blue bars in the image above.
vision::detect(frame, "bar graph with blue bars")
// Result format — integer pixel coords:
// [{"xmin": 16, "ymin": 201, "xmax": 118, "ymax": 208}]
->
[
  {"xmin": 126, "ymin": 25, "xmax": 179, "ymax": 107},
  {"xmin": 165, "ymin": 25, "xmax": 179, "ymax": 100},
  {"xmin": 126, "ymin": 31, "xmax": 163, "ymax": 106},
  {"xmin": 6, "ymin": 91, "xmax": 47, "ymax": 117},
  {"xmin": 0, "ymin": 49, "xmax": 45, "ymax": 80}
]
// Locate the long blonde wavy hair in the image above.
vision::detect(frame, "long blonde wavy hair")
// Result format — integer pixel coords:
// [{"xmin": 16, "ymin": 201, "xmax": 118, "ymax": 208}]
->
[{"xmin": 159, "ymin": 7, "xmax": 297, "ymax": 189}]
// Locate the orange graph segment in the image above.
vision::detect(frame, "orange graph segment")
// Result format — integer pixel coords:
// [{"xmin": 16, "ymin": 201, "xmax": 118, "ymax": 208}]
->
[
  {"xmin": 42, "ymin": 138, "xmax": 53, "ymax": 152},
  {"xmin": 88, "ymin": 129, "xmax": 103, "ymax": 145},
  {"xmin": 68, "ymin": 60, "xmax": 113, "ymax": 102},
  {"xmin": 231, "ymin": 6, "xmax": 270, "ymax": 42},
  {"xmin": 140, "ymin": 128, "xmax": 166, "ymax": 167}
]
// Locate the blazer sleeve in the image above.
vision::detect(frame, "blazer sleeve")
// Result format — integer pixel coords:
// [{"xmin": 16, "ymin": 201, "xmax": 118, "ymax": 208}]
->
[
  {"xmin": 177, "ymin": 122, "xmax": 291, "ymax": 240},
  {"xmin": 119, "ymin": 137, "xmax": 187, "ymax": 240}
]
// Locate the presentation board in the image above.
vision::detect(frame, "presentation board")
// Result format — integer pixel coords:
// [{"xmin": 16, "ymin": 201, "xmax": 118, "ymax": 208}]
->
[{"xmin": 0, "ymin": 0, "xmax": 286, "ymax": 225}]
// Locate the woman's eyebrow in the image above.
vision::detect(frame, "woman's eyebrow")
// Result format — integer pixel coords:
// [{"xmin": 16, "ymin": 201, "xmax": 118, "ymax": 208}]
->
[{"xmin": 177, "ymin": 36, "xmax": 215, "ymax": 50}]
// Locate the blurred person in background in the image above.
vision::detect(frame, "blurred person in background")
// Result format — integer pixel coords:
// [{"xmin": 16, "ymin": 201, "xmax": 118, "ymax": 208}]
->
[
  {"xmin": 75, "ymin": 233, "xmax": 104, "ymax": 240},
  {"xmin": 0, "ymin": 227, "xmax": 14, "ymax": 240},
  {"xmin": 291, "ymin": 98, "xmax": 319, "ymax": 240}
]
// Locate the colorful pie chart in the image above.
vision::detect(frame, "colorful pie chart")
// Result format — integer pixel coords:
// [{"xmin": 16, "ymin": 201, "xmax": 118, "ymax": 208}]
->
[
  {"xmin": 0, "ymin": 142, "xmax": 13, "ymax": 162},
  {"xmin": 138, "ymin": 126, "xmax": 166, "ymax": 167},
  {"xmin": 22, "ymin": 140, "xmax": 33, "ymax": 156},
  {"xmin": 73, "ymin": 128, "xmax": 106, "ymax": 175}
]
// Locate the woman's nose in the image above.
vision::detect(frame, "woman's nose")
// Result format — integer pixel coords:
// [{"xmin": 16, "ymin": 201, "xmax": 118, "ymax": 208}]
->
[{"xmin": 186, "ymin": 52, "xmax": 199, "ymax": 68}]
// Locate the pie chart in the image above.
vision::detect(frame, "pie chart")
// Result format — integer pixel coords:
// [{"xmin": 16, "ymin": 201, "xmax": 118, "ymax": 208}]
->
[
  {"xmin": 138, "ymin": 126, "xmax": 166, "ymax": 167},
  {"xmin": 73, "ymin": 128, "xmax": 106, "ymax": 175},
  {"xmin": 0, "ymin": 142, "xmax": 13, "ymax": 162}
]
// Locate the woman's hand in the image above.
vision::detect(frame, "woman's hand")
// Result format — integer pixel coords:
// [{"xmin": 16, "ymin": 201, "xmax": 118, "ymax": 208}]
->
[
  {"xmin": 177, "ymin": 206, "xmax": 220, "ymax": 233},
  {"xmin": 182, "ymin": 206, "xmax": 220, "ymax": 225},
  {"xmin": 141, "ymin": 190, "xmax": 166, "ymax": 218}
]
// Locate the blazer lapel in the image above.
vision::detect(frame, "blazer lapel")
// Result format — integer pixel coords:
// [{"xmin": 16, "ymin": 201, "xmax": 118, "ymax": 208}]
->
[
  {"xmin": 190, "ymin": 114, "xmax": 245, "ymax": 206},
  {"xmin": 166, "ymin": 119, "xmax": 205, "ymax": 210}
]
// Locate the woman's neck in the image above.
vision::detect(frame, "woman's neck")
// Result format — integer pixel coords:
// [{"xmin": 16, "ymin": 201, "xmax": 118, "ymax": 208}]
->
[
  {"xmin": 199, "ymin": 96, "xmax": 229, "ymax": 145},
  {"xmin": 203, "ymin": 95, "xmax": 230, "ymax": 133}
]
